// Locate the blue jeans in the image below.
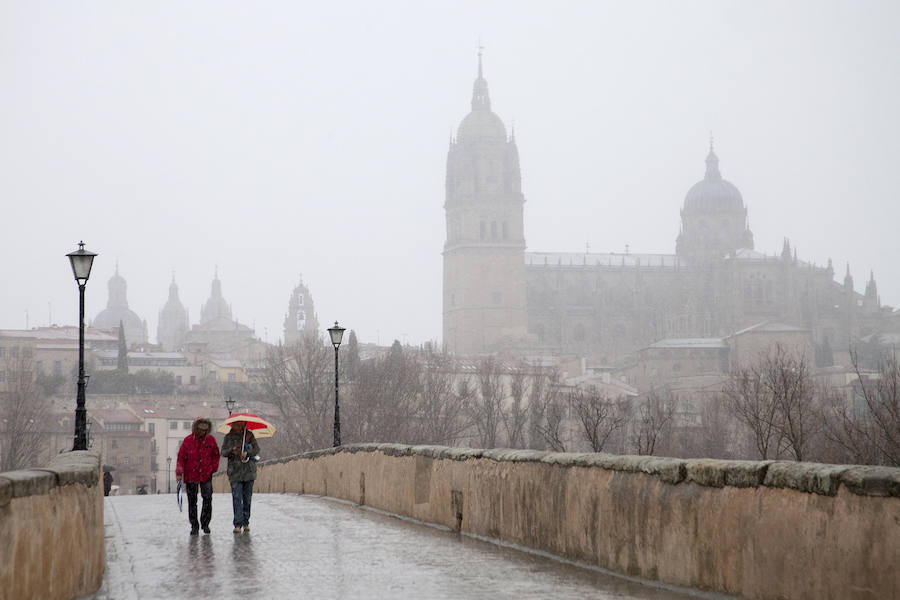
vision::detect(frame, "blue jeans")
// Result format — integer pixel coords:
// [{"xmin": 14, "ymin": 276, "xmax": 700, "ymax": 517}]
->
[{"xmin": 231, "ymin": 480, "xmax": 254, "ymax": 526}]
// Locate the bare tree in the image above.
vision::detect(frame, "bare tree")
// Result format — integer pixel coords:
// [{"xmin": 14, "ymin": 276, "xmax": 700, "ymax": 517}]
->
[
  {"xmin": 501, "ymin": 363, "xmax": 530, "ymax": 448},
  {"xmin": 466, "ymin": 357, "xmax": 505, "ymax": 448},
  {"xmin": 722, "ymin": 359, "xmax": 782, "ymax": 459},
  {"xmin": 570, "ymin": 389, "xmax": 628, "ymax": 452},
  {"xmin": 527, "ymin": 369, "xmax": 567, "ymax": 451},
  {"xmin": 257, "ymin": 335, "xmax": 333, "ymax": 456},
  {"xmin": 767, "ymin": 347, "xmax": 817, "ymax": 461},
  {"xmin": 824, "ymin": 351, "xmax": 900, "ymax": 466},
  {"xmin": 631, "ymin": 389, "xmax": 675, "ymax": 455},
  {"xmin": 346, "ymin": 343, "xmax": 421, "ymax": 443},
  {"xmin": 417, "ymin": 353, "xmax": 473, "ymax": 445},
  {"xmin": 0, "ymin": 349, "xmax": 50, "ymax": 470},
  {"xmin": 722, "ymin": 344, "xmax": 819, "ymax": 461}
]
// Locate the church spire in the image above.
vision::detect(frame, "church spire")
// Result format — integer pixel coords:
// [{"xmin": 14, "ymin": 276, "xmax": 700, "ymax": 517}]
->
[
  {"xmin": 471, "ymin": 47, "xmax": 491, "ymax": 111},
  {"xmin": 705, "ymin": 136, "xmax": 721, "ymax": 181}
]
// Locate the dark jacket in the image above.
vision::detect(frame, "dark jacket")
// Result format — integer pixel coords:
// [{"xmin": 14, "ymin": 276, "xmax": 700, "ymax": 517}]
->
[
  {"xmin": 222, "ymin": 428, "xmax": 259, "ymax": 483},
  {"xmin": 176, "ymin": 418, "xmax": 220, "ymax": 483}
]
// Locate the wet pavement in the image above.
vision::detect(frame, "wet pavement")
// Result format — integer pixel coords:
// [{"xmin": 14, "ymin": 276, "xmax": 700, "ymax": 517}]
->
[{"xmin": 86, "ymin": 493, "xmax": 708, "ymax": 599}]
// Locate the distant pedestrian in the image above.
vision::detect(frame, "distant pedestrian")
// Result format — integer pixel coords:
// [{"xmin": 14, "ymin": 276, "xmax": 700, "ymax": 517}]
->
[
  {"xmin": 175, "ymin": 418, "xmax": 220, "ymax": 535},
  {"xmin": 103, "ymin": 471, "xmax": 113, "ymax": 496},
  {"xmin": 222, "ymin": 420, "xmax": 259, "ymax": 533}
]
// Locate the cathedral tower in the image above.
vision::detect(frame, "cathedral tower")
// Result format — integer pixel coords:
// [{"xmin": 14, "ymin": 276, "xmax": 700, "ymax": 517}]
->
[
  {"xmin": 443, "ymin": 52, "xmax": 527, "ymax": 353},
  {"xmin": 283, "ymin": 277, "xmax": 319, "ymax": 346},
  {"xmin": 157, "ymin": 274, "xmax": 189, "ymax": 351}
]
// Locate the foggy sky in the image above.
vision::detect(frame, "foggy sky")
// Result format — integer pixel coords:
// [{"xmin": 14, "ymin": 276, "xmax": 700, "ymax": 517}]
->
[{"xmin": 2, "ymin": 1, "xmax": 898, "ymax": 347}]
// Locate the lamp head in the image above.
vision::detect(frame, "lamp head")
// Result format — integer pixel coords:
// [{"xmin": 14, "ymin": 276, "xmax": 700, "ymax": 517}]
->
[
  {"xmin": 66, "ymin": 241, "xmax": 97, "ymax": 284},
  {"xmin": 328, "ymin": 321, "xmax": 346, "ymax": 348}
]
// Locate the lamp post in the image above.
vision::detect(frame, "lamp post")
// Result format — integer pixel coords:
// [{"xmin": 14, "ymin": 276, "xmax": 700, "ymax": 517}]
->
[
  {"xmin": 66, "ymin": 241, "xmax": 97, "ymax": 451},
  {"xmin": 328, "ymin": 321, "xmax": 346, "ymax": 447},
  {"xmin": 225, "ymin": 396, "xmax": 235, "ymax": 416},
  {"xmin": 166, "ymin": 457, "xmax": 172, "ymax": 493}
]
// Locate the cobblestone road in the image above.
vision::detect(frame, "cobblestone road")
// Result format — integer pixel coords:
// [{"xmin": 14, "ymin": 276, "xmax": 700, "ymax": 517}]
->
[{"xmin": 84, "ymin": 493, "xmax": 713, "ymax": 600}]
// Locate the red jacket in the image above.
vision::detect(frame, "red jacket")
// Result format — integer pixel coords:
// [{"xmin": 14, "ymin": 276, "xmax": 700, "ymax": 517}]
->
[{"xmin": 176, "ymin": 432, "xmax": 220, "ymax": 483}]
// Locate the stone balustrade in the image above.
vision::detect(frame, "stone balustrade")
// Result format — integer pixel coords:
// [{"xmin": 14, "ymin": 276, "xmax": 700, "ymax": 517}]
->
[
  {"xmin": 0, "ymin": 451, "xmax": 105, "ymax": 600},
  {"xmin": 214, "ymin": 444, "xmax": 899, "ymax": 600}
]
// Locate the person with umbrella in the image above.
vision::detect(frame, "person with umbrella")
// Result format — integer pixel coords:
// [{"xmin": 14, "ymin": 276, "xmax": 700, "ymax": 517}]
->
[{"xmin": 220, "ymin": 413, "xmax": 272, "ymax": 533}]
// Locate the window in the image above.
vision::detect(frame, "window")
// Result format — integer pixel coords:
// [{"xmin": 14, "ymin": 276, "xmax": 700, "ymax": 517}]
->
[
  {"xmin": 169, "ymin": 421, "xmax": 177, "ymax": 430},
  {"xmin": 35, "ymin": 361, "xmax": 43, "ymax": 373},
  {"xmin": 123, "ymin": 457, "xmax": 130, "ymax": 465},
  {"xmin": 175, "ymin": 376, "xmax": 182, "ymax": 385},
  {"xmin": 148, "ymin": 423, "xmax": 155, "ymax": 435},
  {"xmin": 0, "ymin": 371, "xmax": 5, "ymax": 382},
  {"xmin": 492, "ymin": 291, "xmax": 502, "ymax": 304},
  {"xmin": 139, "ymin": 456, "xmax": 144, "ymax": 465},
  {"xmin": 189, "ymin": 375, "xmax": 196, "ymax": 385},
  {"xmin": 491, "ymin": 221, "xmax": 497, "ymax": 239},
  {"xmin": 228, "ymin": 373, "xmax": 236, "ymax": 382},
  {"xmin": 183, "ymin": 422, "xmax": 191, "ymax": 430},
  {"xmin": 0, "ymin": 347, "xmax": 5, "ymax": 357},
  {"xmin": 502, "ymin": 221, "xmax": 508, "ymax": 239},
  {"xmin": 480, "ymin": 221, "xmax": 486, "ymax": 240},
  {"xmin": 54, "ymin": 361, "xmax": 62, "ymax": 375},
  {"xmin": 111, "ymin": 439, "xmax": 118, "ymax": 448}
]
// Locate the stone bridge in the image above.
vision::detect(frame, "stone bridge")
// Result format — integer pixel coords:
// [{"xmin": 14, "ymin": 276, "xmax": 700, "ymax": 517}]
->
[{"xmin": 2, "ymin": 447, "xmax": 898, "ymax": 599}]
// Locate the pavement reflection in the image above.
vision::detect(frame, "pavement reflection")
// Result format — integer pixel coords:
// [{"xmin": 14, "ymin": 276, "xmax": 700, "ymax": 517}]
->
[{"xmin": 88, "ymin": 493, "xmax": 709, "ymax": 599}]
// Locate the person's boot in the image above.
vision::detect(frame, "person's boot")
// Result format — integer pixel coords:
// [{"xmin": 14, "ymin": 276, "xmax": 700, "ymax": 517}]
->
[
  {"xmin": 202, "ymin": 526, "xmax": 210, "ymax": 534},
  {"xmin": 233, "ymin": 525, "xmax": 242, "ymax": 533},
  {"xmin": 243, "ymin": 524, "xmax": 250, "ymax": 532},
  {"xmin": 190, "ymin": 527, "xmax": 199, "ymax": 535}
]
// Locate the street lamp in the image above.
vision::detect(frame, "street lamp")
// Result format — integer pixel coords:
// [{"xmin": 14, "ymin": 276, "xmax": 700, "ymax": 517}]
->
[
  {"xmin": 66, "ymin": 241, "xmax": 97, "ymax": 451},
  {"xmin": 328, "ymin": 321, "xmax": 346, "ymax": 447},
  {"xmin": 225, "ymin": 396, "xmax": 235, "ymax": 415},
  {"xmin": 166, "ymin": 456, "xmax": 172, "ymax": 493}
]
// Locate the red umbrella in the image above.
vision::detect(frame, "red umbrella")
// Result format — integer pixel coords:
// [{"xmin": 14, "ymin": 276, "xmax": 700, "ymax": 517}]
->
[{"xmin": 216, "ymin": 412, "xmax": 276, "ymax": 438}]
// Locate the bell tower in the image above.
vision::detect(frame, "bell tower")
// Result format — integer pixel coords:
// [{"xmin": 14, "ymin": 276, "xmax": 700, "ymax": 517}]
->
[{"xmin": 443, "ymin": 51, "xmax": 527, "ymax": 354}]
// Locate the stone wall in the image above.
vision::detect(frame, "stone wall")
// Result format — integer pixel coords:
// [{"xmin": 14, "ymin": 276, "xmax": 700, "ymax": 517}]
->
[
  {"xmin": 215, "ymin": 444, "xmax": 899, "ymax": 600},
  {"xmin": 0, "ymin": 451, "xmax": 105, "ymax": 600}
]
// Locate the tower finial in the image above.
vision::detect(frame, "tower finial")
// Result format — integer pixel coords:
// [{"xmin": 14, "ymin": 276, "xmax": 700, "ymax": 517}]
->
[
  {"xmin": 478, "ymin": 39, "xmax": 483, "ymax": 79},
  {"xmin": 704, "ymin": 138, "xmax": 721, "ymax": 180},
  {"xmin": 471, "ymin": 44, "xmax": 491, "ymax": 111}
]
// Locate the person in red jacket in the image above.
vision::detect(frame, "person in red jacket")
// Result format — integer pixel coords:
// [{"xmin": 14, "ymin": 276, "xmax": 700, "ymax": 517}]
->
[{"xmin": 175, "ymin": 417, "xmax": 220, "ymax": 535}]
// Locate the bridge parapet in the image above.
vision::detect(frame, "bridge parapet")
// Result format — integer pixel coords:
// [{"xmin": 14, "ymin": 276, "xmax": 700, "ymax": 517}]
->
[
  {"xmin": 0, "ymin": 451, "xmax": 104, "ymax": 600},
  {"xmin": 214, "ymin": 444, "xmax": 899, "ymax": 600}
]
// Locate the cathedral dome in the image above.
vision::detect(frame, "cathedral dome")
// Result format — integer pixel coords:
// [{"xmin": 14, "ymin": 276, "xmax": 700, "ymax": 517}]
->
[
  {"xmin": 92, "ymin": 266, "xmax": 147, "ymax": 344},
  {"xmin": 457, "ymin": 109, "xmax": 508, "ymax": 142},
  {"xmin": 683, "ymin": 147, "xmax": 744, "ymax": 213}
]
